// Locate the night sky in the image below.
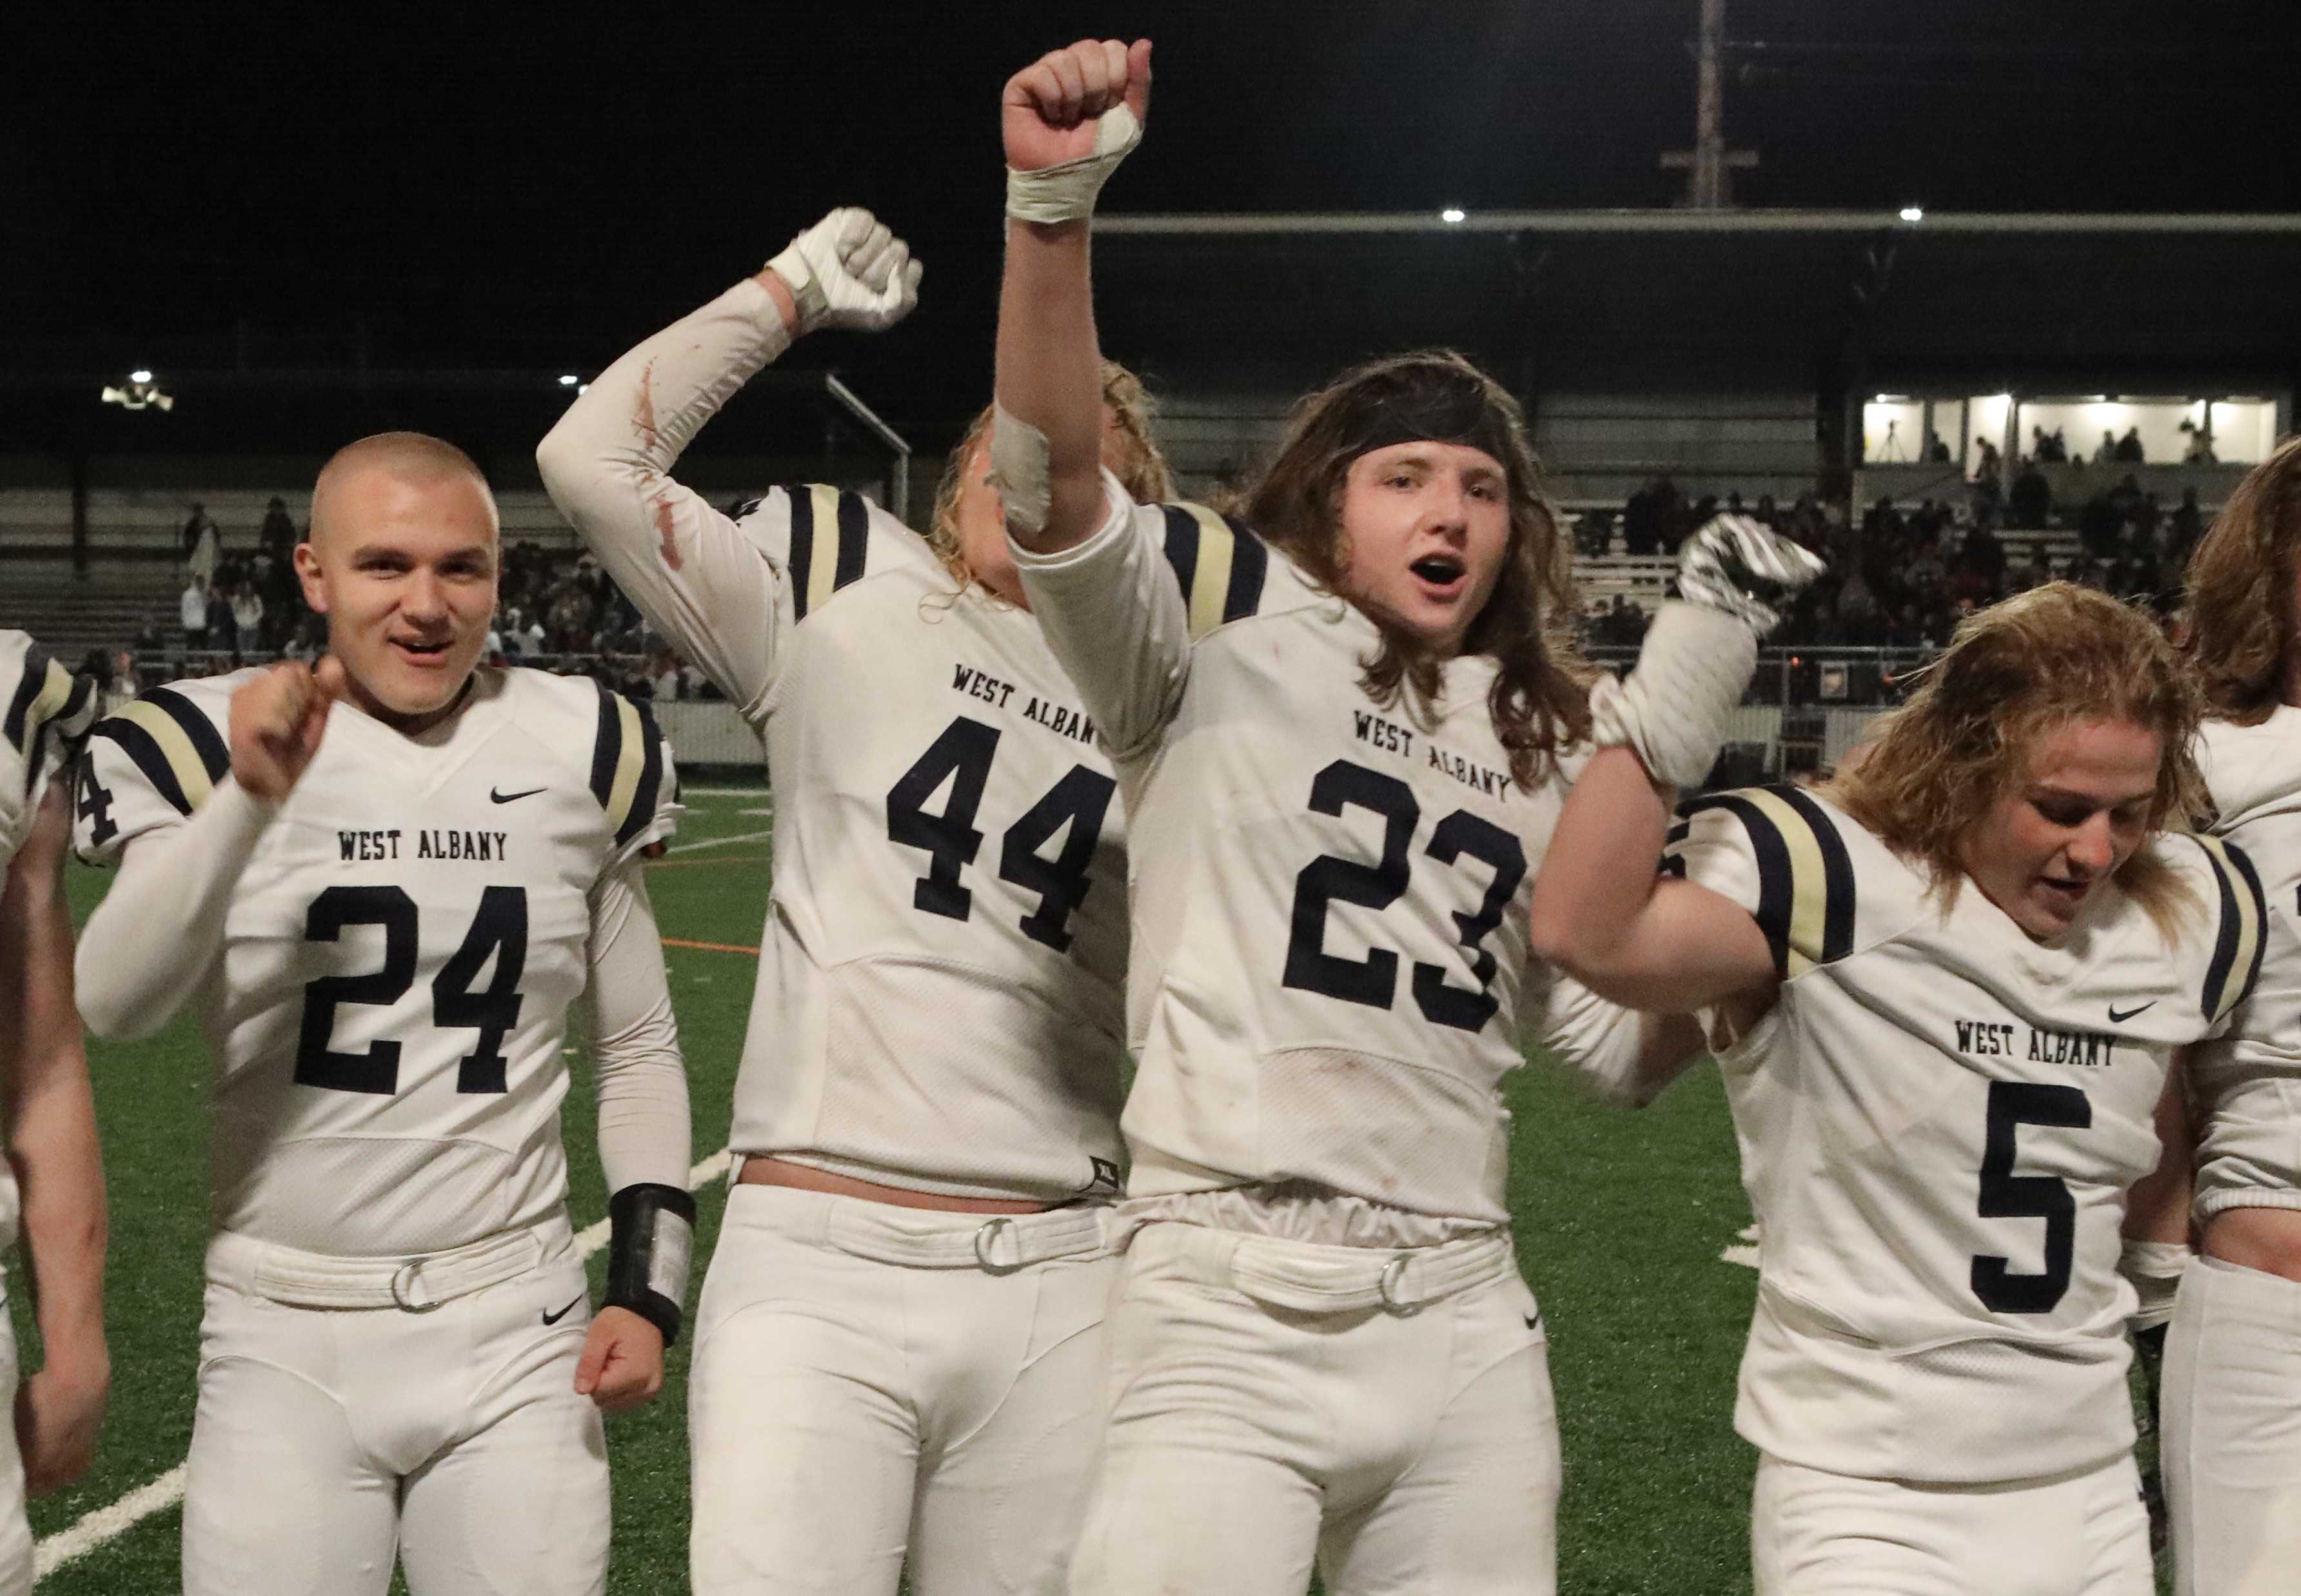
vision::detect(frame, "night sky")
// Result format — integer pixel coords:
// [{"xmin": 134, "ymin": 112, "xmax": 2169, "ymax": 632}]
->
[{"xmin": 15, "ymin": 2, "xmax": 2301, "ymax": 438}]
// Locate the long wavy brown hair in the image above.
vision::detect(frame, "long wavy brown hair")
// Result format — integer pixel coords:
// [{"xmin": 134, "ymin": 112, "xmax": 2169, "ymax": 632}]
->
[
  {"xmin": 1241, "ymin": 350, "xmax": 1593, "ymax": 790},
  {"xmin": 1826, "ymin": 582, "xmax": 2206, "ymax": 936},
  {"xmin": 2180, "ymin": 434, "xmax": 2301, "ymax": 725},
  {"xmin": 925, "ymin": 362, "xmax": 1174, "ymax": 588}
]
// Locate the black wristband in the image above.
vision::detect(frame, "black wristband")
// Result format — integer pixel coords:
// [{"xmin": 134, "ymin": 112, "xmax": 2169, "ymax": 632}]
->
[{"xmin": 606, "ymin": 1182, "xmax": 697, "ymax": 1346}]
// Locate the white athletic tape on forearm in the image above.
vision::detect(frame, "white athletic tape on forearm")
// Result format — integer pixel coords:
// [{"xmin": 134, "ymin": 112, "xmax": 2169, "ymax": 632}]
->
[
  {"xmin": 2120, "ymin": 1239, "xmax": 2190, "ymax": 1332},
  {"xmin": 1589, "ymin": 602, "xmax": 1759, "ymax": 790},
  {"xmin": 988, "ymin": 401, "xmax": 1054, "ymax": 536},
  {"xmin": 1005, "ymin": 104, "xmax": 1141, "ymax": 224}
]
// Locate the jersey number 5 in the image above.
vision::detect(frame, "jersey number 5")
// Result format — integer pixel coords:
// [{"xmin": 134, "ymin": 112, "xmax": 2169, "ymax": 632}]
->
[
  {"xmin": 1971, "ymin": 1079, "xmax": 2091, "ymax": 1314},
  {"xmin": 295, "ymin": 885, "xmax": 528, "ymax": 1096},
  {"xmin": 885, "ymin": 715, "xmax": 1116, "ymax": 954},
  {"xmin": 1282, "ymin": 759, "xmax": 1526, "ymax": 1032}
]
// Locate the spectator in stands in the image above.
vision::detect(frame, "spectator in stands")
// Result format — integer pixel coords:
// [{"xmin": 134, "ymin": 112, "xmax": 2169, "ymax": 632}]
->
[
  {"xmin": 2094, "ymin": 429, "xmax": 2118, "ymax": 465},
  {"xmin": 258, "ymin": 495, "xmax": 297, "ymax": 560},
  {"xmin": 2179, "ymin": 417, "xmax": 2218, "ymax": 465},
  {"xmin": 2115, "ymin": 425, "xmax": 2146, "ymax": 463},
  {"xmin": 2009, "ymin": 458, "xmax": 2052, "ymax": 526},
  {"xmin": 1925, "ymin": 429, "xmax": 1951, "ymax": 464},
  {"xmin": 229, "ymin": 582, "xmax": 264, "ymax": 655},
  {"xmin": 204, "ymin": 584, "xmax": 233, "ymax": 656},
  {"xmin": 179, "ymin": 575, "xmax": 208, "ymax": 651},
  {"xmin": 186, "ymin": 513, "xmax": 221, "ymax": 594},
  {"xmin": 1974, "ymin": 437, "xmax": 2002, "ymax": 478},
  {"xmin": 182, "ymin": 502, "xmax": 217, "ymax": 557}
]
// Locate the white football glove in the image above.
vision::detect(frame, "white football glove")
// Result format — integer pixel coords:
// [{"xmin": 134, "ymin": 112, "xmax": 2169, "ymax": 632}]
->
[
  {"xmin": 1590, "ymin": 516, "xmax": 1826, "ymax": 790},
  {"xmin": 1676, "ymin": 513, "xmax": 1826, "ymax": 634},
  {"xmin": 766, "ymin": 208, "xmax": 923, "ymax": 336}
]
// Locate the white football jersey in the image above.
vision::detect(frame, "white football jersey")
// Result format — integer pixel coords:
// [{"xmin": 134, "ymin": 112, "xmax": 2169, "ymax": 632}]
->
[
  {"xmin": 1014, "ymin": 489, "xmax": 1585, "ymax": 1226},
  {"xmin": 2194, "ymin": 709, "xmax": 2301, "ymax": 1220},
  {"xmin": 539, "ymin": 277, "xmax": 1287, "ymax": 1202},
  {"xmin": 74, "ymin": 667, "xmax": 677, "ymax": 1256},
  {"xmin": 0, "ymin": 631, "xmax": 97, "ymax": 1250},
  {"xmin": 1669, "ymin": 786, "xmax": 2264, "ymax": 1481},
  {"xmin": 1, "ymin": 631, "xmax": 95, "ymax": 868}
]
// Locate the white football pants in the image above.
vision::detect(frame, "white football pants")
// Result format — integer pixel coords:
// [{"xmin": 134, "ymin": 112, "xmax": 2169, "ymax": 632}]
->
[
  {"xmin": 0, "ymin": 1303, "xmax": 29, "ymax": 1596},
  {"xmin": 2163, "ymin": 1251, "xmax": 2301, "ymax": 1595},
  {"xmin": 688, "ymin": 1183, "xmax": 1119, "ymax": 1595},
  {"xmin": 1069, "ymin": 1219, "xmax": 1559, "ymax": 1596},
  {"xmin": 1752, "ymin": 1452, "xmax": 2151, "ymax": 1595},
  {"xmin": 180, "ymin": 1228, "xmax": 607, "ymax": 1596}
]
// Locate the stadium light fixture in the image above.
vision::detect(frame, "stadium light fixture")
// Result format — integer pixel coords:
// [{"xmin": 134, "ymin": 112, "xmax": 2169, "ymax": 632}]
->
[
  {"xmin": 101, "ymin": 369, "xmax": 173, "ymax": 412},
  {"xmin": 1440, "ymin": 207, "xmax": 1466, "ymax": 224},
  {"xmin": 1898, "ymin": 206, "xmax": 1924, "ymax": 222},
  {"xmin": 558, "ymin": 373, "xmax": 579, "ymax": 387}
]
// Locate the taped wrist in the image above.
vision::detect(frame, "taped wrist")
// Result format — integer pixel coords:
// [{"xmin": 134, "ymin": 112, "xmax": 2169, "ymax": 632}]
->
[
  {"xmin": 765, "ymin": 244, "xmax": 831, "ymax": 335},
  {"xmin": 1588, "ymin": 601, "xmax": 1759, "ymax": 790},
  {"xmin": 606, "ymin": 1183, "xmax": 696, "ymax": 1345},
  {"xmin": 2120, "ymin": 1239, "xmax": 2190, "ymax": 1332},
  {"xmin": 987, "ymin": 402, "xmax": 1054, "ymax": 536},
  {"xmin": 1006, "ymin": 104, "xmax": 1141, "ymax": 224}
]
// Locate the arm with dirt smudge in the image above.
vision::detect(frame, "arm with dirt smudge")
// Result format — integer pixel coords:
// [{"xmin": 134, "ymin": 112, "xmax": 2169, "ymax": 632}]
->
[{"xmin": 536, "ymin": 273, "xmax": 804, "ymax": 729}]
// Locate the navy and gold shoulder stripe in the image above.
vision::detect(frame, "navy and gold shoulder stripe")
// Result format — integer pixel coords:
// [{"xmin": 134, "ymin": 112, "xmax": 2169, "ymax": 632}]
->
[
  {"xmin": 1678, "ymin": 783, "xmax": 1857, "ymax": 980},
  {"xmin": 2191, "ymin": 833, "xmax": 2267, "ymax": 1023},
  {"xmin": 90, "ymin": 687, "xmax": 229, "ymax": 817},
  {"xmin": 1158, "ymin": 502, "xmax": 1270, "ymax": 639},
  {"xmin": 783, "ymin": 484, "xmax": 873, "ymax": 623},
  {"xmin": 589, "ymin": 682, "xmax": 669, "ymax": 849},
  {"xmin": 6, "ymin": 647, "xmax": 94, "ymax": 793}
]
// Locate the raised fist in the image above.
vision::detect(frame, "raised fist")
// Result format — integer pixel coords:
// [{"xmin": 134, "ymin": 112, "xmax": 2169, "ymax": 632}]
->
[
  {"xmin": 766, "ymin": 208, "xmax": 922, "ymax": 337},
  {"xmin": 1002, "ymin": 38, "xmax": 1151, "ymax": 174},
  {"xmin": 1676, "ymin": 515, "xmax": 1826, "ymax": 636},
  {"xmin": 230, "ymin": 656, "xmax": 345, "ymax": 801}
]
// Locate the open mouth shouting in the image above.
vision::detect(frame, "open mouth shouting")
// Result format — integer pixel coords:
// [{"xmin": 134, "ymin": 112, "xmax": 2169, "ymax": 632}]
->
[
  {"xmin": 1409, "ymin": 551, "xmax": 1467, "ymax": 599},
  {"xmin": 391, "ymin": 635, "xmax": 455, "ymax": 668}
]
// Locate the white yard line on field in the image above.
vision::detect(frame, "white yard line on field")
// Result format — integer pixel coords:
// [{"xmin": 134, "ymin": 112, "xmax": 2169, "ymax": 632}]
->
[
  {"xmin": 34, "ymin": 1147, "xmax": 735, "ymax": 1582},
  {"xmin": 664, "ymin": 829, "xmax": 773, "ymax": 856},
  {"xmin": 1719, "ymin": 1222, "xmax": 1760, "ymax": 1271}
]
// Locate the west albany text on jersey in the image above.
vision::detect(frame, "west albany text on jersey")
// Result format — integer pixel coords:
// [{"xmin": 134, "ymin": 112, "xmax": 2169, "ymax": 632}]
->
[
  {"xmin": 1352, "ymin": 709, "xmax": 1515, "ymax": 802},
  {"xmin": 951, "ymin": 662, "xmax": 1099, "ymax": 746},
  {"xmin": 337, "ymin": 827, "xmax": 514, "ymax": 862},
  {"xmin": 1951, "ymin": 1016, "xmax": 2122, "ymax": 1069}
]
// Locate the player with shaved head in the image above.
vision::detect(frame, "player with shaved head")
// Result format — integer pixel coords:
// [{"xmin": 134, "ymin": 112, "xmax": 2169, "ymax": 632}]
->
[{"xmin": 74, "ymin": 432, "xmax": 693, "ymax": 1596}]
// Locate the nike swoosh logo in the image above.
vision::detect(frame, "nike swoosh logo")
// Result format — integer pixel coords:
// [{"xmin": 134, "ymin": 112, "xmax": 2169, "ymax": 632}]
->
[
  {"xmin": 541, "ymin": 1295, "xmax": 584, "ymax": 1326},
  {"xmin": 491, "ymin": 786, "xmax": 546, "ymax": 804},
  {"xmin": 2108, "ymin": 1001, "xmax": 2157, "ymax": 1024}
]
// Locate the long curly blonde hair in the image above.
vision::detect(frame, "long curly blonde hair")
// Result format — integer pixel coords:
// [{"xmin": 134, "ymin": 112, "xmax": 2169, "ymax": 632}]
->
[
  {"xmin": 1825, "ymin": 582, "xmax": 2206, "ymax": 936},
  {"xmin": 925, "ymin": 362, "xmax": 1175, "ymax": 589},
  {"xmin": 2180, "ymin": 433, "xmax": 2301, "ymax": 725}
]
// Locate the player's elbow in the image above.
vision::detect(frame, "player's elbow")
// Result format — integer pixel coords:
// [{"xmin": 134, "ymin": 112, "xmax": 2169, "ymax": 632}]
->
[
  {"xmin": 72, "ymin": 951, "xmax": 161, "ymax": 1046},
  {"xmin": 1526, "ymin": 890, "xmax": 1590, "ymax": 977},
  {"xmin": 533, "ymin": 425, "xmax": 593, "ymax": 516}
]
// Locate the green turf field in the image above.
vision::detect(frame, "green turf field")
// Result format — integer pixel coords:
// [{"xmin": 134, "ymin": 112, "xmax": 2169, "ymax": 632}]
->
[{"xmin": 19, "ymin": 785, "xmax": 2167, "ymax": 1593}]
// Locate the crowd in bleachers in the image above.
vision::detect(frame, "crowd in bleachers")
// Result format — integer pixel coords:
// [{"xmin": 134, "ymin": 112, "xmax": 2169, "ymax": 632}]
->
[{"xmin": 1574, "ymin": 455, "xmax": 2216, "ymax": 657}]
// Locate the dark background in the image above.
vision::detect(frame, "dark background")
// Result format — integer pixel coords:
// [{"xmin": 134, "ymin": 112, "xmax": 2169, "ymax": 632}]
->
[{"xmin": 14, "ymin": 1, "xmax": 2301, "ymax": 448}]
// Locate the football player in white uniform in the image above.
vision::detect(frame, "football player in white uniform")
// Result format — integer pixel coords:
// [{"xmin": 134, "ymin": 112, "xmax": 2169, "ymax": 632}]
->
[
  {"xmin": 72, "ymin": 434, "xmax": 691, "ymax": 1596},
  {"xmin": 0, "ymin": 633, "xmax": 108, "ymax": 1595},
  {"xmin": 537, "ymin": 213, "xmax": 1209, "ymax": 1595},
  {"xmin": 2162, "ymin": 435, "xmax": 2301, "ymax": 1595},
  {"xmin": 992, "ymin": 41, "xmax": 1652, "ymax": 1595},
  {"xmin": 1534, "ymin": 573, "xmax": 2262, "ymax": 1594}
]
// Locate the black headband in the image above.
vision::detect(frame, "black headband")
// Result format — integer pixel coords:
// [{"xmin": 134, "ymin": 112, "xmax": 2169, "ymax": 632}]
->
[{"xmin": 1339, "ymin": 384, "xmax": 1514, "ymax": 469}]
